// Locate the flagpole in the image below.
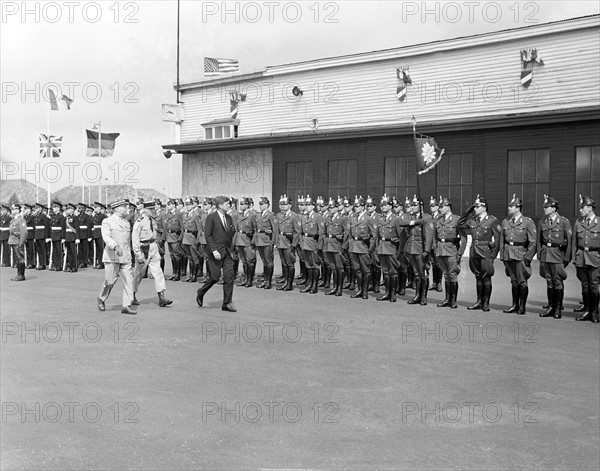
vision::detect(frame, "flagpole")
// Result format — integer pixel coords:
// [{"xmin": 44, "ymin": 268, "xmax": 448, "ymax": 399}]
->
[
  {"xmin": 411, "ymin": 115, "xmax": 426, "ymax": 257},
  {"xmin": 81, "ymin": 124, "xmax": 85, "ymax": 203},
  {"xmin": 176, "ymin": 0, "xmax": 181, "ymax": 104},
  {"xmin": 93, "ymin": 122, "xmax": 102, "ymax": 204},
  {"xmin": 46, "ymin": 97, "xmax": 51, "ymax": 208}
]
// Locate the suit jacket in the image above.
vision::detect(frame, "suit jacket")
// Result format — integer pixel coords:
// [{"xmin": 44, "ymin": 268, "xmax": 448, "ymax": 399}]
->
[{"xmin": 205, "ymin": 210, "xmax": 236, "ymax": 258}]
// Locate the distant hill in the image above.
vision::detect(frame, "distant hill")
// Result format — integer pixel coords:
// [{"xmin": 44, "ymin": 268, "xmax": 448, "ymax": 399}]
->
[{"xmin": 1, "ymin": 180, "xmax": 166, "ymax": 206}]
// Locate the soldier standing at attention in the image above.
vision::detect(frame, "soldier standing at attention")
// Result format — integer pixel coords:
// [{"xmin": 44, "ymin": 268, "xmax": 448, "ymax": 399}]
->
[
  {"xmin": 75, "ymin": 203, "xmax": 90, "ymax": 268},
  {"xmin": 0, "ymin": 204, "xmax": 11, "ymax": 267},
  {"xmin": 84, "ymin": 204, "xmax": 95, "ymax": 267},
  {"xmin": 458, "ymin": 195, "xmax": 501, "ymax": 312},
  {"xmin": 163, "ymin": 198, "xmax": 184, "ymax": 281},
  {"xmin": 97, "ymin": 199, "xmax": 137, "ymax": 315},
  {"xmin": 275, "ymin": 195, "xmax": 300, "ymax": 291},
  {"xmin": 64, "ymin": 203, "xmax": 81, "ymax": 272},
  {"xmin": 295, "ymin": 195, "xmax": 309, "ymax": 286},
  {"xmin": 341, "ymin": 197, "xmax": 356, "ymax": 291},
  {"xmin": 299, "ymin": 195, "xmax": 325, "ymax": 294},
  {"xmin": 433, "ymin": 197, "xmax": 467, "ymax": 309},
  {"xmin": 572, "ymin": 196, "xmax": 600, "ymax": 323},
  {"xmin": 348, "ymin": 196, "xmax": 377, "ymax": 300},
  {"xmin": 8, "ymin": 204, "xmax": 27, "ymax": 281},
  {"xmin": 537, "ymin": 195, "xmax": 572, "ymax": 319},
  {"xmin": 91, "ymin": 202, "xmax": 107, "ymax": 269},
  {"xmin": 49, "ymin": 201, "xmax": 66, "ymax": 271},
  {"xmin": 234, "ymin": 197, "xmax": 257, "ymax": 287},
  {"xmin": 429, "ymin": 197, "xmax": 444, "ymax": 292},
  {"xmin": 366, "ymin": 196, "xmax": 382, "ymax": 294},
  {"xmin": 322, "ymin": 197, "xmax": 348, "ymax": 296},
  {"xmin": 316, "ymin": 196, "xmax": 330, "ymax": 289},
  {"xmin": 23, "ymin": 204, "xmax": 36, "ymax": 269},
  {"xmin": 499, "ymin": 195, "xmax": 537, "ymax": 315},
  {"xmin": 33, "ymin": 203, "xmax": 50, "ymax": 270},
  {"xmin": 254, "ymin": 197, "xmax": 278, "ymax": 289},
  {"xmin": 375, "ymin": 195, "xmax": 402, "ymax": 302},
  {"xmin": 393, "ymin": 198, "xmax": 409, "ymax": 296},
  {"xmin": 181, "ymin": 196, "xmax": 203, "ymax": 283},
  {"xmin": 131, "ymin": 201, "xmax": 173, "ymax": 307}
]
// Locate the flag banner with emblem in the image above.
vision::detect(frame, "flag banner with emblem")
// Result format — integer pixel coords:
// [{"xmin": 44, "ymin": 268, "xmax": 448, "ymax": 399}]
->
[
  {"xmin": 414, "ymin": 135, "xmax": 445, "ymax": 175},
  {"xmin": 396, "ymin": 68, "xmax": 412, "ymax": 102},
  {"xmin": 85, "ymin": 130, "xmax": 120, "ymax": 157},
  {"xmin": 230, "ymin": 100, "xmax": 238, "ymax": 119},
  {"xmin": 39, "ymin": 134, "xmax": 63, "ymax": 158},
  {"xmin": 520, "ymin": 48, "xmax": 543, "ymax": 88},
  {"xmin": 204, "ymin": 57, "xmax": 239, "ymax": 76},
  {"xmin": 48, "ymin": 89, "xmax": 73, "ymax": 110},
  {"xmin": 520, "ymin": 70, "xmax": 533, "ymax": 88}
]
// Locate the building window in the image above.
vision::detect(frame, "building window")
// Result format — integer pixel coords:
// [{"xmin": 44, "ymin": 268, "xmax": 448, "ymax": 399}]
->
[
  {"xmin": 575, "ymin": 146, "xmax": 600, "ymax": 210},
  {"xmin": 507, "ymin": 148, "xmax": 550, "ymax": 216},
  {"xmin": 201, "ymin": 119, "xmax": 239, "ymax": 140},
  {"xmin": 328, "ymin": 159, "xmax": 357, "ymax": 199},
  {"xmin": 384, "ymin": 156, "xmax": 417, "ymax": 201},
  {"xmin": 286, "ymin": 161, "xmax": 313, "ymax": 204},
  {"xmin": 437, "ymin": 153, "xmax": 473, "ymax": 214}
]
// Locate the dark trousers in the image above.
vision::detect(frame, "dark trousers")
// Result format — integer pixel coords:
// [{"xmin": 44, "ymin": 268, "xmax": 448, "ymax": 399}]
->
[
  {"xmin": 182, "ymin": 243, "xmax": 201, "ymax": 264},
  {"xmin": 35, "ymin": 239, "xmax": 47, "ymax": 267},
  {"xmin": 406, "ymin": 252, "xmax": 429, "ymax": 279},
  {"xmin": 541, "ymin": 262, "xmax": 567, "ymax": 289},
  {"xmin": 379, "ymin": 254, "xmax": 399, "ymax": 276},
  {"xmin": 51, "ymin": 240, "xmax": 63, "ymax": 269},
  {"xmin": 1, "ymin": 240, "xmax": 10, "ymax": 265},
  {"xmin": 438, "ymin": 255, "xmax": 461, "ymax": 282},
  {"xmin": 277, "ymin": 247, "xmax": 296, "ymax": 267},
  {"xmin": 78, "ymin": 239, "xmax": 89, "ymax": 266},
  {"xmin": 324, "ymin": 251, "xmax": 344, "ymax": 270},
  {"xmin": 10, "ymin": 243, "xmax": 25, "ymax": 263},
  {"xmin": 576, "ymin": 266, "xmax": 600, "ymax": 294},
  {"xmin": 350, "ymin": 252, "xmax": 371, "ymax": 276},
  {"xmin": 65, "ymin": 241, "xmax": 78, "ymax": 269},
  {"xmin": 198, "ymin": 252, "xmax": 235, "ymax": 304},
  {"xmin": 93, "ymin": 237, "xmax": 104, "ymax": 265},
  {"xmin": 26, "ymin": 239, "xmax": 35, "ymax": 266},
  {"xmin": 257, "ymin": 245, "xmax": 274, "ymax": 268}
]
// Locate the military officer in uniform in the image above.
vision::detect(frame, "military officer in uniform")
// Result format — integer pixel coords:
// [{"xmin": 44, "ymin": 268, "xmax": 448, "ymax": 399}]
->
[
  {"xmin": 8, "ymin": 204, "xmax": 27, "ymax": 281},
  {"xmin": 348, "ymin": 196, "xmax": 377, "ymax": 299},
  {"xmin": 254, "ymin": 197, "xmax": 278, "ymax": 289},
  {"xmin": 341, "ymin": 197, "xmax": 356, "ymax": 291},
  {"xmin": 91, "ymin": 202, "xmax": 107, "ymax": 269},
  {"xmin": 63, "ymin": 203, "xmax": 81, "ymax": 272},
  {"xmin": 537, "ymin": 195, "xmax": 572, "ymax": 319},
  {"xmin": 376, "ymin": 194, "xmax": 402, "ymax": 302},
  {"xmin": 76, "ymin": 203, "xmax": 91, "ymax": 268},
  {"xmin": 97, "ymin": 198, "xmax": 137, "ymax": 315},
  {"xmin": 316, "ymin": 196, "xmax": 331, "ymax": 289},
  {"xmin": 131, "ymin": 201, "xmax": 173, "ymax": 307},
  {"xmin": 295, "ymin": 195, "xmax": 309, "ymax": 286},
  {"xmin": 429, "ymin": 197, "xmax": 444, "ymax": 292},
  {"xmin": 23, "ymin": 204, "xmax": 36, "ymax": 269},
  {"xmin": 163, "ymin": 198, "xmax": 184, "ymax": 281},
  {"xmin": 393, "ymin": 197, "xmax": 410, "ymax": 296},
  {"xmin": 49, "ymin": 201, "xmax": 66, "ymax": 271},
  {"xmin": 276, "ymin": 195, "xmax": 301, "ymax": 291},
  {"xmin": 458, "ymin": 195, "xmax": 501, "ymax": 312},
  {"xmin": 433, "ymin": 197, "xmax": 467, "ymax": 309},
  {"xmin": 366, "ymin": 196, "xmax": 382, "ymax": 294},
  {"xmin": 572, "ymin": 196, "xmax": 600, "ymax": 323},
  {"xmin": 234, "ymin": 197, "xmax": 257, "ymax": 287},
  {"xmin": 181, "ymin": 196, "xmax": 203, "ymax": 282},
  {"xmin": 0, "ymin": 204, "xmax": 11, "ymax": 267},
  {"xmin": 84, "ymin": 204, "xmax": 95, "ymax": 266},
  {"xmin": 198, "ymin": 197, "xmax": 214, "ymax": 282},
  {"xmin": 33, "ymin": 203, "xmax": 51, "ymax": 270},
  {"xmin": 153, "ymin": 198, "xmax": 166, "ymax": 274},
  {"xmin": 323, "ymin": 197, "xmax": 348, "ymax": 296},
  {"xmin": 499, "ymin": 195, "xmax": 537, "ymax": 315},
  {"xmin": 398, "ymin": 196, "xmax": 434, "ymax": 305},
  {"xmin": 298, "ymin": 195, "xmax": 325, "ymax": 294}
]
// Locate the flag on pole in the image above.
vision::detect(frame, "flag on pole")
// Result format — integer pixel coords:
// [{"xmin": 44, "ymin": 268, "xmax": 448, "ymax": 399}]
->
[
  {"xmin": 414, "ymin": 135, "xmax": 445, "ymax": 175},
  {"xmin": 86, "ymin": 130, "xmax": 120, "ymax": 157},
  {"xmin": 48, "ymin": 89, "xmax": 73, "ymax": 110},
  {"xmin": 39, "ymin": 134, "xmax": 63, "ymax": 158},
  {"xmin": 204, "ymin": 57, "xmax": 239, "ymax": 76}
]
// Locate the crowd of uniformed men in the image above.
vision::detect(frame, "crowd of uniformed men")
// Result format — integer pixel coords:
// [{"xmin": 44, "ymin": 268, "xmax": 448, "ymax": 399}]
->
[{"xmin": 1, "ymin": 192, "xmax": 599, "ymax": 322}]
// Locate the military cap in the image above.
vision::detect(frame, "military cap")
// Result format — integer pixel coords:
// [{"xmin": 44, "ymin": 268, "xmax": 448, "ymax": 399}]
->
[
  {"xmin": 110, "ymin": 198, "xmax": 130, "ymax": 209},
  {"xmin": 240, "ymin": 196, "xmax": 253, "ymax": 206},
  {"xmin": 11, "ymin": 203, "xmax": 22, "ymax": 210},
  {"xmin": 184, "ymin": 197, "xmax": 194, "ymax": 205},
  {"xmin": 77, "ymin": 202, "xmax": 86, "ymax": 209},
  {"xmin": 429, "ymin": 196, "xmax": 439, "ymax": 207},
  {"xmin": 36, "ymin": 203, "xmax": 48, "ymax": 211},
  {"xmin": 52, "ymin": 200, "xmax": 62, "ymax": 208},
  {"xmin": 135, "ymin": 197, "xmax": 144, "ymax": 205},
  {"xmin": 175, "ymin": 198, "xmax": 184, "ymax": 206},
  {"xmin": 474, "ymin": 195, "xmax": 488, "ymax": 208},
  {"xmin": 166, "ymin": 198, "xmax": 176, "ymax": 205},
  {"xmin": 354, "ymin": 195, "xmax": 365, "ymax": 207},
  {"xmin": 343, "ymin": 196, "xmax": 351, "ymax": 207},
  {"xmin": 203, "ymin": 197, "xmax": 213, "ymax": 205},
  {"xmin": 409, "ymin": 195, "xmax": 423, "ymax": 206},
  {"xmin": 279, "ymin": 194, "xmax": 292, "ymax": 205},
  {"xmin": 579, "ymin": 195, "xmax": 596, "ymax": 208},
  {"xmin": 391, "ymin": 196, "xmax": 401, "ymax": 208},
  {"xmin": 380, "ymin": 194, "xmax": 392, "ymax": 206},
  {"xmin": 316, "ymin": 196, "xmax": 325, "ymax": 206},
  {"xmin": 508, "ymin": 194, "xmax": 523, "ymax": 208},
  {"xmin": 192, "ymin": 196, "xmax": 200, "ymax": 205},
  {"xmin": 327, "ymin": 197, "xmax": 336, "ymax": 208},
  {"xmin": 439, "ymin": 197, "xmax": 453, "ymax": 207},
  {"xmin": 336, "ymin": 196, "xmax": 345, "ymax": 207},
  {"xmin": 23, "ymin": 203, "xmax": 34, "ymax": 210},
  {"xmin": 259, "ymin": 196, "xmax": 270, "ymax": 206},
  {"xmin": 543, "ymin": 195, "xmax": 558, "ymax": 209},
  {"xmin": 154, "ymin": 198, "xmax": 163, "ymax": 207},
  {"xmin": 365, "ymin": 195, "xmax": 375, "ymax": 206},
  {"xmin": 404, "ymin": 196, "xmax": 412, "ymax": 208},
  {"xmin": 297, "ymin": 195, "xmax": 306, "ymax": 204},
  {"xmin": 304, "ymin": 195, "xmax": 314, "ymax": 205},
  {"xmin": 143, "ymin": 201, "xmax": 156, "ymax": 210},
  {"xmin": 93, "ymin": 201, "xmax": 106, "ymax": 209}
]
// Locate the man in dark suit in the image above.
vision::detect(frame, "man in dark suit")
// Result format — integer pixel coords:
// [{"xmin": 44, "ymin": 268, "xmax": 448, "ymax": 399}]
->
[{"xmin": 196, "ymin": 196, "xmax": 237, "ymax": 312}]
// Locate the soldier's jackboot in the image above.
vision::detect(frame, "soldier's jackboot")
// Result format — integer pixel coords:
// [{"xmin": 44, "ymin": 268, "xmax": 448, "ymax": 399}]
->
[
  {"xmin": 300, "ymin": 268, "xmax": 314, "ymax": 293},
  {"xmin": 449, "ymin": 282, "xmax": 459, "ymax": 309},
  {"xmin": 168, "ymin": 260, "xmax": 179, "ymax": 281},
  {"xmin": 398, "ymin": 271, "xmax": 407, "ymax": 296},
  {"xmin": 437, "ymin": 281, "xmax": 452, "ymax": 307},
  {"xmin": 297, "ymin": 261, "xmax": 308, "ymax": 285},
  {"xmin": 233, "ymin": 258, "xmax": 240, "ymax": 280},
  {"xmin": 266, "ymin": 266, "xmax": 274, "ymax": 289},
  {"xmin": 362, "ymin": 273, "xmax": 370, "ymax": 299},
  {"xmin": 350, "ymin": 273, "xmax": 363, "ymax": 298},
  {"xmin": 377, "ymin": 276, "xmax": 390, "ymax": 301},
  {"xmin": 190, "ymin": 263, "xmax": 199, "ymax": 283},
  {"xmin": 518, "ymin": 285, "xmax": 528, "ymax": 315},
  {"xmin": 591, "ymin": 292, "xmax": 600, "ymax": 323},
  {"xmin": 540, "ymin": 288, "xmax": 556, "ymax": 317},
  {"xmin": 343, "ymin": 267, "xmax": 352, "ymax": 289},
  {"xmin": 11, "ymin": 262, "xmax": 26, "ymax": 281},
  {"xmin": 325, "ymin": 269, "xmax": 338, "ymax": 295},
  {"xmin": 336, "ymin": 269, "xmax": 344, "ymax": 296},
  {"xmin": 275, "ymin": 264, "xmax": 285, "ymax": 283},
  {"xmin": 245, "ymin": 262, "xmax": 256, "ymax": 287},
  {"xmin": 389, "ymin": 275, "xmax": 398, "ymax": 302},
  {"xmin": 503, "ymin": 286, "xmax": 520, "ymax": 313},
  {"xmin": 574, "ymin": 292, "xmax": 587, "ymax": 312},
  {"xmin": 553, "ymin": 289, "xmax": 563, "ymax": 319},
  {"xmin": 407, "ymin": 278, "xmax": 422, "ymax": 304},
  {"xmin": 434, "ymin": 266, "xmax": 443, "ymax": 292},
  {"xmin": 131, "ymin": 293, "xmax": 141, "ymax": 306},
  {"xmin": 323, "ymin": 266, "xmax": 331, "ymax": 289},
  {"xmin": 467, "ymin": 279, "xmax": 484, "ymax": 310},
  {"xmin": 184, "ymin": 262, "xmax": 195, "ymax": 282},
  {"xmin": 160, "ymin": 257, "xmax": 165, "ymax": 273},
  {"xmin": 481, "ymin": 284, "xmax": 492, "ymax": 312},
  {"xmin": 180, "ymin": 257, "xmax": 188, "ymax": 277},
  {"xmin": 277, "ymin": 267, "xmax": 289, "ymax": 290},
  {"xmin": 310, "ymin": 268, "xmax": 319, "ymax": 294},
  {"xmin": 172, "ymin": 259, "xmax": 181, "ymax": 281},
  {"xmin": 348, "ymin": 269, "xmax": 356, "ymax": 291},
  {"xmin": 158, "ymin": 291, "xmax": 173, "ymax": 307},
  {"xmin": 237, "ymin": 263, "xmax": 248, "ymax": 287},
  {"xmin": 285, "ymin": 267, "xmax": 295, "ymax": 291},
  {"xmin": 420, "ymin": 278, "xmax": 429, "ymax": 305},
  {"xmin": 296, "ymin": 261, "xmax": 306, "ymax": 280},
  {"xmin": 198, "ymin": 257, "xmax": 204, "ymax": 279},
  {"xmin": 373, "ymin": 268, "xmax": 381, "ymax": 293},
  {"xmin": 318, "ymin": 265, "xmax": 326, "ymax": 287},
  {"xmin": 575, "ymin": 292, "xmax": 591, "ymax": 321}
]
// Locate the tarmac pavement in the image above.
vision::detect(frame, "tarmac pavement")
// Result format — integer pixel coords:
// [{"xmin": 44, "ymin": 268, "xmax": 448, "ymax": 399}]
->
[{"xmin": 1, "ymin": 261, "xmax": 599, "ymax": 470}]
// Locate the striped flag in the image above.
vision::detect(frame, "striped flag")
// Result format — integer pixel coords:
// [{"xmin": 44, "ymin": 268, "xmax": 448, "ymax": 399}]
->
[
  {"xmin": 204, "ymin": 57, "xmax": 239, "ymax": 76},
  {"xmin": 396, "ymin": 69, "xmax": 412, "ymax": 102},
  {"xmin": 48, "ymin": 89, "xmax": 73, "ymax": 110},
  {"xmin": 39, "ymin": 134, "xmax": 63, "ymax": 158},
  {"xmin": 86, "ymin": 130, "xmax": 120, "ymax": 157},
  {"xmin": 520, "ymin": 70, "xmax": 533, "ymax": 88}
]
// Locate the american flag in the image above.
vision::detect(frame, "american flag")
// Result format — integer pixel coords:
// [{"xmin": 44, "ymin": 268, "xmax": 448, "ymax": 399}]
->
[
  {"xmin": 39, "ymin": 134, "xmax": 63, "ymax": 158},
  {"xmin": 204, "ymin": 57, "xmax": 239, "ymax": 76}
]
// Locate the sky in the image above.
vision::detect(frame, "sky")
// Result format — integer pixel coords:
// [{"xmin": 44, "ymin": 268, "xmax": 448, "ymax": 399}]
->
[{"xmin": 1, "ymin": 0, "xmax": 599, "ymax": 200}]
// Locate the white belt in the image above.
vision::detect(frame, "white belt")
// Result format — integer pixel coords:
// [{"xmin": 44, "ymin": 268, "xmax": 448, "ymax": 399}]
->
[
  {"xmin": 35, "ymin": 226, "xmax": 45, "ymax": 229},
  {"xmin": 80, "ymin": 225, "xmax": 88, "ymax": 229},
  {"xmin": 66, "ymin": 229, "xmax": 75, "ymax": 232},
  {"xmin": 0, "ymin": 228, "xmax": 8, "ymax": 231},
  {"xmin": 27, "ymin": 226, "xmax": 33, "ymax": 230},
  {"xmin": 93, "ymin": 225, "xmax": 102, "ymax": 229},
  {"xmin": 51, "ymin": 227, "xmax": 61, "ymax": 230}
]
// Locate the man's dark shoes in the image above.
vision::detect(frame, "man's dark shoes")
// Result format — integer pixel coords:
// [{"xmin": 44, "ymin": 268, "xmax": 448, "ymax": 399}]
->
[
  {"xmin": 196, "ymin": 289, "xmax": 204, "ymax": 308},
  {"xmin": 97, "ymin": 298, "xmax": 105, "ymax": 311},
  {"xmin": 222, "ymin": 303, "xmax": 237, "ymax": 312}
]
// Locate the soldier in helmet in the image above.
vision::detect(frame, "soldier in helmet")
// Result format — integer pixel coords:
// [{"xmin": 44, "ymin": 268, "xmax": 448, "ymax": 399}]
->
[
  {"xmin": 341, "ymin": 196, "xmax": 356, "ymax": 291},
  {"xmin": 366, "ymin": 195, "xmax": 382, "ymax": 294},
  {"xmin": 181, "ymin": 196, "xmax": 203, "ymax": 282},
  {"xmin": 316, "ymin": 196, "xmax": 331, "ymax": 289},
  {"xmin": 499, "ymin": 195, "xmax": 537, "ymax": 315},
  {"xmin": 376, "ymin": 194, "xmax": 403, "ymax": 302},
  {"xmin": 537, "ymin": 195, "xmax": 572, "ymax": 319},
  {"xmin": 433, "ymin": 197, "xmax": 467, "ymax": 308},
  {"xmin": 295, "ymin": 195, "xmax": 309, "ymax": 286},
  {"xmin": 299, "ymin": 195, "xmax": 325, "ymax": 294},
  {"xmin": 234, "ymin": 197, "xmax": 257, "ymax": 287},
  {"xmin": 162, "ymin": 198, "xmax": 184, "ymax": 281},
  {"xmin": 429, "ymin": 196, "xmax": 444, "ymax": 292},
  {"xmin": 572, "ymin": 196, "xmax": 600, "ymax": 322},
  {"xmin": 275, "ymin": 195, "xmax": 301, "ymax": 291},
  {"xmin": 458, "ymin": 195, "xmax": 501, "ymax": 312},
  {"xmin": 254, "ymin": 197, "xmax": 278, "ymax": 289},
  {"xmin": 322, "ymin": 196, "xmax": 349, "ymax": 296},
  {"xmin": 348, "ymin": 196, "xmax": 377, "ymax": 299},
  {"xmin": 393, "ymin": 197, "xmax": 410, "ymax": 296}
]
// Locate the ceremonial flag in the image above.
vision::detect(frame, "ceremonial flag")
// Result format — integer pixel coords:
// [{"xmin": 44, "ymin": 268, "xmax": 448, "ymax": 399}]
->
[
  {"xmin": 39, "ymin": 134, "xmax": 63, "ymax": 158},
  {"xmin": 414, "ymin": 135, "xmax": 445, "ymax": 175},
  {"xmin": 396, "ymin": 68, "xmax": 412, "ymax": 102},
  {"xmin": 204, "ymin": 57, "xmax": 239, "ymax": 76},
  {"xmin": 520, "ymin": 70, "xmax": 533, "ymax": 88},
  {"xmin": 86, "ymin": 130, "xmax": 120, "ymax": 157},
  {"xmin": 230, "ymin": 100, "xmax": 238, "ymax": 119},
  {"xmin": 48, "ymin": 89, "xmax": 73, "ymax": 110}
]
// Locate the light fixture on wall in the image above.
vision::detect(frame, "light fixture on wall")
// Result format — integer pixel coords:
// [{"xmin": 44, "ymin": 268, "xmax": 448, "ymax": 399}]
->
[{"xmin": 292, "ymin": 86, "xmax": 303, "ymax": 97}]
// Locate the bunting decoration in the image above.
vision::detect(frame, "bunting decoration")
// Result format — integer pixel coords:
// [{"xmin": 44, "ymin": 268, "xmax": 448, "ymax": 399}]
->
[
  {"xmin": 520, "ymin": 48, "xmax": 544, "ymax": 88},
  {"xmin": 229, "ymin": 90, "xmax": 246, "ymax": 119},
  {"xmin": 396, "ymin": 67, "xmax": 412, "ymax": 102}
]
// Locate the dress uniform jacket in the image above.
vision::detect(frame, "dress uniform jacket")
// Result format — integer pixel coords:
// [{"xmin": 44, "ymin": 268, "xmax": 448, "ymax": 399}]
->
[
  {"xmin": 163, "ymin": 211, "xmax": 183, "ymax": 243},
  {"xmin": 537, "ymin": 215, "xmax": 572, "ymax": 264},
  {"xmin": 8, "ymin": 215, "xmax": 27, "ymax": 245},
  {"xmin": 92, "ymin": 212, "xmax": 106, "ymax": 238},
  {"xmin": 499, "ymin": 214, "xmax": 537, "ymax": 262},
  {"xmin": 50, "ymin": 212, "xmax": 66, "ymax": 241},
  {"xmin": 198, "ymin": 210, "xmax": 209, "ymax": 245},
  {"xmin": 33, "ymin": 212, "xmax": 51, "ymax": 240},
  {"xmin": 182, "ymin": 208, "xmax": 203, "ymax": 245},
  {"xmin": 64, "ymin": 214, "xmax": 80, "ymax": 242},
  {"xmin": 461, "ymin": 214, "xmax": 501, "ymax": 259},
  {"xmin": 76, "ymin": 213, "xmax": 90, "ymax": 240},
  {"xmin": 234, "ymin": 210, "xmax": 257, "ymax": 247},
  {"xmin": 398, "ymin": 214, "xmax": 434, "ymax": 254},
  {"xmin": 300, "ymin": 211, "xmax": 325, "ymax": 251},
  {"xmin": 572, "ymin": 216, "xmax": 600, "ymax": 268},
  {"xmin": 1, "ymin": 213, "xmax": 11, "ymax": 241},
  {"xmin": 101, "ymin": 214, "xmax": 133, "ymax": 264},
  {"xmin": 434, "ymin": 214, "xmax": 467, "ymax": 257},
  {"xmin": 323, "ymin": 212, "xmax": 348, "ymax": 252},
  {"xmin": 254, "ymin": 210, "xmax": 278, "ymax": 247},
  {"xmin": 376, "ymin": 214, "xmax": 402, "ymax": 255},
  {"xmin": 25, "ymin": 214, "xmax": 35, "ymax": 242},
  {"xmin": 276, "ymin": 211, "xmax": 301, "ymax": 249},
  {"xmin": 132, "ymin": 215, "xmax": 159, "ymax": 257},
  {"xmin": 348, "ymin": 212, "xmax": 377, "ymax": 254}
]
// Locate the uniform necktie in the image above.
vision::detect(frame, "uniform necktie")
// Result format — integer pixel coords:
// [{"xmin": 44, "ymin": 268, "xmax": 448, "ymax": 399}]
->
[{"xmin": 150, "ymin": 218, "xmax": 154, "ymax": 232}]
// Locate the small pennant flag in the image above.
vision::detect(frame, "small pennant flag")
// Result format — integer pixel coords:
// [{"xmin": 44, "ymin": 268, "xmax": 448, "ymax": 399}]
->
[
  {"xmin": 396, "ymin": 68, "xmax": 412, "ymax": 102},
  {"xmin": 520, "ymin": 70, "xmax": 533, "ymax": 88},
  {"xmin": 204, "ymin": 57, "xmax": 239, "ymax": 76},
  {"xmin": 39, "ymin": 134, "xmax": 63, "ymax": 158},
  {"xmin": 86, "ymin": 130, "xmax": 120, "ymax": 157},
  {"xmin": 230, "ymin": 100, "xmax": 238, "ymax": 119},
  {"xmin": 414, "ymin": 136, "xmax": 445, "ymax": 175},
  {"xmin": 48, "ymin": 89, "xmax": 73, "ymax": 110}
]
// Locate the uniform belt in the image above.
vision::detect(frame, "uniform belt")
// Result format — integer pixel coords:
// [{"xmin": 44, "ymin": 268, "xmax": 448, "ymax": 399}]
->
[
  {"xmin": 66, "ymin": 229, "xmax": 75, "ymax": 232},
  {"xmin": 141, "ymin": 238, "xmax": 155, "ymax": 244},
  {"xmin": 581, "ymin": 247, "xmax": 600, "ymax": 252},
  {"xmin": 242, "ymin": 232, "xmax": 254, "ymax": 236},
  {"xmin": 473, "ymin": 240, "xmax": 490, "ymax": 245},
  {"xmin": 257, "ymin": 230, "xmax": 270, "ymax": 233},
  {"xmin": 51, "ymin": 226, "xmax": 61, "ymax": 230},
  {"xmin": 35, "ymin": 226, "xmax": 45, "ymax": 229},
  {"xmin": 438, "ymin": 238, "xmax": 458, "ymax": 243},
  {"xmin": 168, "ymin": 230, "xmax": 180, "ymax": 233},
  {"xmin": 184, "ymin": 230, "xmax": 197, "ymax": 234},
  {"xmin": 507, "ymin": 241, "xmax": 525, "ymax": 246},
  {"xmin": 26, "ymin": 227, "xmax": 33, "ymax": 230},
  {"xmin": 544, "ymin": 241, "xmax": 563, "ymax": 247},
  {"xmin": 80, "ymin": 225, "xmax": 88, "ymax": 229},
  {"xmin": 281, "ymin": 232, "xmax": 293, "ymax": 236},
  {"xmin": 93, "ymin": 225, "xmax": 102, "ymax": 229},
  {"xmin": 0, "ymin": 228, "xmax": 8, "ymax": 231},
  {"xmin": 304, "ymin": 233, "xmax": 318, "ymax": 239}
]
